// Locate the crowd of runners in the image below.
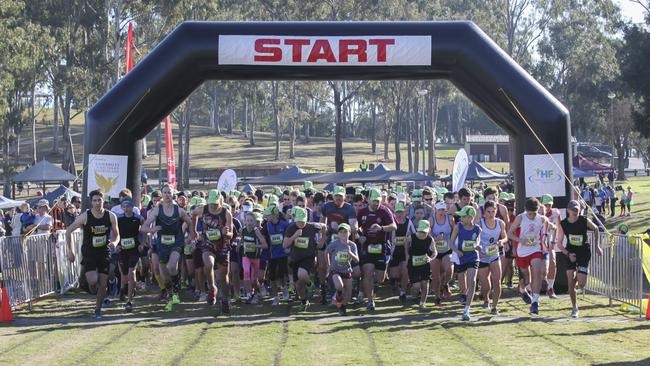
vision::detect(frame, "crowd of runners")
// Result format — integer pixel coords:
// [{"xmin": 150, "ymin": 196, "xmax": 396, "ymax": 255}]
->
[{"xmin": 66, "ymin": 183, "xmax": 603, "ymax": 320}]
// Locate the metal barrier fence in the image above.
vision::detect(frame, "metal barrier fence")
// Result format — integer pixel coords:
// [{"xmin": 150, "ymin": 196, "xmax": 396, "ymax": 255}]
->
[
  {"xmin": 585, "ymin": 232, "xmax": 645, "ymax": 314},
  {"xmin": 0, "ymin": 230, "xmax": 82, "ymax": 309}
]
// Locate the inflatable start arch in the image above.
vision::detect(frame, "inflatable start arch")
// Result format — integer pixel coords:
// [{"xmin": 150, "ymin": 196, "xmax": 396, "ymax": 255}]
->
[{"xmin": 83, "ymin": 21, "xmax": 572, "ymax": 209}]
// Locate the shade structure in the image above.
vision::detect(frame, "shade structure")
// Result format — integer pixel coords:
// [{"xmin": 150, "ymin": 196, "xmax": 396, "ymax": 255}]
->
[
  {"xmin": 241, "ymin": 184, "xmax": 256, "ymax": 193},
  {"xmin": 440, "ymin": 160, "xmax": 508, "ymax": 182},
  {"xmin": 12, "ymin": 160, "xmax": 77, "ymax": 183},
  {"xmin": 572, "ymin": 168, "xmax": 595, "ymax": 179},
  {"xmin": 0, "ymin": 195, "xmax": 26, "ymax": 209},
  {"xmin": 27, "ymin": 185, "xmax": 81, "ymax": 207}
]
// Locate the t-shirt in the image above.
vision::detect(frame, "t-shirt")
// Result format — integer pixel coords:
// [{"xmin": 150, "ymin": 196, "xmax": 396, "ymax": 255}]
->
[
  {"xmin": 321, "ymin": 201, "xmax": 356, "ymax": 239},
  {"xmin": 285, "ymin": 222, "xmax": 324, "ymax": 262},
  {"xmin": 356, "ymin": 205, "xmax": 395, "ymax": 245},
  {"xmin": 326, "ymin": 239, "xmax": 358, "ymax": 274},
  {"xmin": 33, "ymin": 214, "xmax": 52, "ymax": 235}
]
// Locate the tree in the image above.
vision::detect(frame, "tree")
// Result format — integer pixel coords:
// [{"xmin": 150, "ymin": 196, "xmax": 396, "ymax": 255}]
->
[{"xmin": 620, "ymin": 25, "xmax": 650, "ymax": 138}]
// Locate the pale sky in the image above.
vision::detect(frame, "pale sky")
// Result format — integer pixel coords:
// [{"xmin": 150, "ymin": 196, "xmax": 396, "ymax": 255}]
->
[{"xmin": 616, "ymin": 0, "xmax": 647, "ymax": 25}]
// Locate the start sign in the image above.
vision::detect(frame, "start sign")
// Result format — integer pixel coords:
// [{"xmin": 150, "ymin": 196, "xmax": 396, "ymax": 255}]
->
[{"xmin": 218, "ymin": 35, "xmax": 431, "ymax": 66}]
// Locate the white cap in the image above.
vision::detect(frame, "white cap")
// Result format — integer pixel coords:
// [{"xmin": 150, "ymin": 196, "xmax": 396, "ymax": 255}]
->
[{"xmin": 435, "ymin": 202, "xmax": 447, "ymax": 210}]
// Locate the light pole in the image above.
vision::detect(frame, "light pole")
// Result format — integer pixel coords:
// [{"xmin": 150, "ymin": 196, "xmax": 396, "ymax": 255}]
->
[
  {"xmin": 608, "ymin": 92, "xmax": 615, "ymax": 174},
  {"xmin": 417, "ymin": 89, "xmax": 428, "ymax": 174}
]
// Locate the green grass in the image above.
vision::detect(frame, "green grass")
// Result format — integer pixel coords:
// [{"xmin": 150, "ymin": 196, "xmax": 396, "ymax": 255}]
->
[{"xmin": 2, "ymin": 287, "xmax": 649, "ymax": 365}]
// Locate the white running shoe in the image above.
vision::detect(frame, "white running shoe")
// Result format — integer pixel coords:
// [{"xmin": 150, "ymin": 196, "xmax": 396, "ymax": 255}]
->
[
  {"xmin": 198, "ymin": 292, "xmax": 208, "ymax": 302},
  {"xmin": 260, "ymin": 286, "xmax": 269, "ymax": 298},
  {"xmin": 571, "ymin": 308, "xmax": 580, "ymax": 318}
]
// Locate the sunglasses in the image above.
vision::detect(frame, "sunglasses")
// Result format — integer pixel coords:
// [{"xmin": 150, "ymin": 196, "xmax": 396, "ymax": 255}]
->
[{"xmin": 424, "ymin": 198, "xmax": 433, "ymax": 202}]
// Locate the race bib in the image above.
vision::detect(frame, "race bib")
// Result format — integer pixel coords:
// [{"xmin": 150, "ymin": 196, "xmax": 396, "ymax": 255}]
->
[
  {"xmin": 485, "ymin": 244, "xmax": 498, "ymax": 256},
  {"xmin": 243, "ymin": 240, "xmax": 257, "ymax": 253},
  {"xmin": 462, "ymin": 240, "xmax": 476, "ymax": 252},
  {"xmin": 412, "ymin": 254, "xmax": 428, "ymax": 267},
  {"xmin": 271, "ymin": 234, "xmax": 283, "ymax": 246},
  {"xmin": 524, "ymin": 235, "xmax": 538, "ymax": 247},
  {"xmin": 368, "ymin": 244, "xmax": 383, "ymax": 254},
  {"xmin": 161, "ymin": 234, "xmax": 176, "ymax": 245},
  {"xmin": 206, "ymin": 229, "xmax": 222, "ymax": 241},
  {"xmin": 335, "ymin": 251, "xmax": 349, "ymax": 264},
  {"xmin": 295, "ymin": 237, "xmax": 309, "ymax": 249},
  {"xmin": 92, "ymin": 235, "xmax": 106, "ymax": 248},
  {"xmin": 121, "ymin": 237, "xmax": 136, "ymax": 250},
  {"xmin": 435, "ymin": 240, "xmax": 448, "ymax": 251},
  {"xmin": 394, "ymin": 236, "xmax": 406, "ymax": 247},
  {"xmin": 184, "ymin": 244, "xmax": 193, "ymax": 255},
  {"xmin": 568, "ymin": 234, "xmax": 583, "ymax": 247}
]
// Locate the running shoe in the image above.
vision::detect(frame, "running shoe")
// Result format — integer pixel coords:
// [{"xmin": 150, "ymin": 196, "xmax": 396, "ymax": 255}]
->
[
  {"xmin": 521, "ymin": 289, "xmax": 532, "ymax": 305},
  {"xmin": 462, "ymin": 309, "xmax": 471, "ymax": 321},
  {"xmin": 251, "ymin": 294, "xmax": 260, "ymax": 305},
  {"xmin": 246, "ymin": 293, "xmax": 254, "ymax": 303},
  {"xmin": 272, "ymin": 296, "xmax": 281, "ymax": 306},
  {"xmin": 94, "ymin": 308, "xmax": 103, "ymax": 319},
  {"xmin": 339, "ymin": 304, "xmax": 347, "ymax": 316},
  {"xmin": 367, "ymin": 300, "xmax": 375, "ymax": 312},
  {"xmin": 399, "ymin": 293, "xmax": 407, "ymax": 304},
  {"xmin": 221, "ymin": 300, "xmax": 230, "ymax": 315},
  {"xmin": 571, "ymin": 308, "xmax": 579, "ymax": 318},
  {"xmin": 418, "ymin": 303, "xmax": 425, "ymax": 312},
  {"xmin": 506, "ymin": 281, "xmax": 513, "ymax": 289},
  {"xmin": 434, "ymin": 297, "xmax": 442, "ymax": 306},
  {"xmin": 357, "ymin": 291, "xmax": 365, "ymax": 303},
  {"xmin": 207, "ymin": 289, "xmax": 217, "ymax": 306},
  {"xmin": 125, "ymin": 301, "xmax": 133, "ymax": 313},
  {"xmin": 547, "ymin": 288, "xmax": 558, "ymax": 299},
  {"xmin": 443, "ymin": 285, "xmax": 452, "ymax": 299},
  {"xmin": 102, "ymin": 298, "xmax": 111, "ymax": 308},
  {"xmin": 335, "ymin": 290, "xmax": 343, "ymax": 308},
  {"xmin": 198, "ymin": 292, "xmax": 208, "ymax": 302},
  {"xmin": 165, "ymin": 300, "xmax": 173, "ymax": 312},
  {"xmin": 260, "ymin": 285, "xmax": 269, "ymax": 298},
  {"xmin": 159, "ymin": 289, "xmax": 169, "ymax": 302},
  {"xmin": 282, "ymin": 287, "xmax": 290, "ymax": 301},
  {"xmin": 459, "ymin": 294, "xmax": 467, "ymax": 305},
  {"xmin": 171, "ymin": 294, "xmax": 181, "ymax": 305},
  {"xmin": 491, "ymin": 307, "xmax": 499, "ymax": 316},
  {"xmin": 530, "ymin": 301, "xmax": 539, "ymax": 315},
  {"xmin": 482, "ymin": 301, "xmax": 489, "ymax": 309},
  {"xmin": 301, "ymin": 300, "xmax": 310, "ymax": 312}
]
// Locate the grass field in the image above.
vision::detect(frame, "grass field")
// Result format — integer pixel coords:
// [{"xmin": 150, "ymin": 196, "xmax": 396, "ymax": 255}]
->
[{"xmin": 2, "ymin": 286, "xmax": 649, "ymax": 366}]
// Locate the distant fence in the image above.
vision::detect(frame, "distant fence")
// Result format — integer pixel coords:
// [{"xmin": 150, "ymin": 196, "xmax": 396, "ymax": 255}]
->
[{"xmin": 0, "ymin": 230, "xmax": 82, "ymax": 309}]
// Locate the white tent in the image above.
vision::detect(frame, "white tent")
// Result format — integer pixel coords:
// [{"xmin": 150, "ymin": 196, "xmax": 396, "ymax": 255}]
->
[{"xmin": 0, "ymin": 195, "xmax": 25, "ymax": 209}]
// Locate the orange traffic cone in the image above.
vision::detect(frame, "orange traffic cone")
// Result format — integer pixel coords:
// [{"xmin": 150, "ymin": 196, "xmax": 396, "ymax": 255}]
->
[{"xmin": 0, "ymin": 287, "xmax": 14, "ymax": 322}]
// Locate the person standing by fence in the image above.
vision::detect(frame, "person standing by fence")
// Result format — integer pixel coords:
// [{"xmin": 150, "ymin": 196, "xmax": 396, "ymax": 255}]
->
[
  {"xmin": 31, "ymin": 200, "xmax": 53, "ymax": 235},
  {"xmin": 65, "ymin": 189, "xmax": 120, "ymax": 319}
]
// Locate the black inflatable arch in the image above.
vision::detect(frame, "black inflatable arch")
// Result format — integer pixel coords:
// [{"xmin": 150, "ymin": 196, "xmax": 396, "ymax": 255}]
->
[{"xmin": 84, "ymin": 21, "xmax": 572, "ymax": 209}]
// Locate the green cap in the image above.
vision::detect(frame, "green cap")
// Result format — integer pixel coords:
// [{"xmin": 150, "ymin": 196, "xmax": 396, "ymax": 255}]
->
[
  {"xmin": 207, "ymin": 189, "xmax": 221, "ymax": 205},
  {"xmin": 268, "ymin": 194, "xmax": 279, "ymax": 207},
  {"xmin": 436, "ymin": 187, "xmax": 448, "ymax": 195},
  {"xmin": 395, "ymin": 202, "xmax": 406, "ymax": 212},
  {"xmin": 369, "ymin": 188, "xmax": 382, "ymax": 201},
  {"xmin": 304, "ymin": 181, "xmax": 313, "ymax": 190},
  {"xmin": 333, "ymin": 186, "xmax": 345, "ymax": 196},
  {"xmin": 141, "ymin": 194, "xmax": 151, "ymax": 206},
  {"xmin": 618, "ymin": 223, "xmax": 629, "ymax": 234},
  {"xmin": 477, "ymin": 196, "xmax": 485, "ymax": 206},
  {"xmin": 229, "ymin": 190, "xmax": 241, "ymax": 198},
  {"xmin": 498, "ymin": 192, "xmax": 509, "ymax": 201},
  {"xmin": 411, "ymin": 189, "xmax": 423, "ymax": 202},
  {"xmin": 395, "ymin": 185, "xmax": 406, "ymax": 193},
  {"xmin": 541, "ymin": 194, "xmax": 553, "ymax": 205},
  {"xmin": 354, "ymin": 186, "xmax": 363, "ymax": 195},
  {"xmin": 417, "ymin": 220, "xmax": 430, "ymax": 232},
  {"xmin": 455, "ymin": 206, "xmax": 477, "ymax": 217},
  {"xmin": 508, "ymin": 193, "xmax": 515, "ymax": 201},
  {"xmin": 286, "ymin": 186, "xmax": 294, "ymax": 192},
  {"xmin": 264, "ymin": 206, "xmax": 279, "ymax": 217},
  {"xmin": 190, "ymin": 196, "xmax": 203, "ymax": 207},
  {"xmin": 253, "ymin": 203, "xmax": 264, "ymax": 212},
  {"xmin": 199, "ymin": 198, "xmax": 207, "ymax": 206},
  {"xmin": 272, "ymin": 186, "xmax": 282, "ymax": 196},
  {"xmin": 293, "ymin": 207, "xmax": 308, "ymax": 222},
  {"xmin": 252, "ymin": 211, "xmax": 263, "ymax": 222},
  {"xmin": 338, "ymin": 223, "xmax": 351, "ymax": 232}
]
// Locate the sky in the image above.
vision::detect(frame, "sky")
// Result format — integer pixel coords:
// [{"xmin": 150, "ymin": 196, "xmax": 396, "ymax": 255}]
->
[{"xmin": 616, "ymin": 0, "xmax": 647, "ymax": 25}]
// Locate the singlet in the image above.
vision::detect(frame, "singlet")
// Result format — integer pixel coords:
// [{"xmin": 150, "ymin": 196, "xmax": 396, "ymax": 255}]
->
[
  {"xmin": 83, "ymin": 209, "xmax": 111, "ymax": 252},
  {"xmin": 117, "ymin": 214, "xmax": 141, "ymax": 251},
  {"xmin": 432, "ymin": 214, "xmax": 452, "ymax": 252},
  {"xmin": 201, "ymin": 206, "xmax": 228, "ymax": 248},
  {"xmin": 241, "ymin": 227, "xmax": 262, "ymax": 258},
  {"xmin": 155, "ymin": 204, "xmax": 184, "ymax": 246},
  {"xmin": 560, "ymin": 216, "xmax": 589, "ymax": 251},
  {"xmin": 408, "ymin": 233, "xmax": 433, "ymax": 269},
  {"xmin": 479, "ymin": 218, "xmax": 502, "ymax": 263},
  {"xmin": 264, "ymin": 219, "xmax": 290, "ymax": 259},
  {"xmin": 456, "ymin": 223, "xmax": 480, "ymax": 265},
  {"xmin": 480, "ymin": 205, "xmax": 504, "ymax": 220},
  {"xmin": 517, "ymin": 213, "xmax": 545, "ymax": 257},
  {"xmin": 393, "ymin": 218, "xmax": 410, "ymax": 249}
]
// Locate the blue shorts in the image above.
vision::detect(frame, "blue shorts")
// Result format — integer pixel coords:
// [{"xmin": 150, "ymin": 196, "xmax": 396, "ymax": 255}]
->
[
  {"xmin": 157, "ymin": 242, "xmax": 183, "ymax": 263},
  {"xmin": 456, "ymin": 261, "xmax": 479, "ymax": 273}
]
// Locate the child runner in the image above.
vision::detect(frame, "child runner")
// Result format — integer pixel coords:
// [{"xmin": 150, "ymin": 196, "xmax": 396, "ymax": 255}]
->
[
  {"xmin": 325, "ymin": 223, "xmax": 359, "ymax": 315},
  {"xmin": 116, "ymin": 198, "xmax": 143, "ymax": 312},
  {"xmin": 430, "ymin": 201, "xmax": 455, "ymax": 305},
  {"xmin": 262, "ymin": 205, "xmax": 291, "ymax": 305},
  {"xmin": 450, "ymin": 206, "xmax": 481, "ymax": 321},
  {"xmin": 477, "ymin": 200, "xmax": 507, "ymax": 315},
  {"xmin": 389, "ymin": 202, "xmax": 410, "ymax": 303},
  {"xmin": 406, "ymin": 220, "xmax": 437, "ymax": 310},
  {"xmin": 241, "ymin": 212, "xmax": 268, "ymax": 304}
]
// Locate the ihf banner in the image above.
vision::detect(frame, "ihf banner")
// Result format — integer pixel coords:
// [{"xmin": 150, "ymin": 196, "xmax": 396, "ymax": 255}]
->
[
  {"xmin": 218, "ymin": 35, "xmax": 432, "ymax": 66},
  {"xmin": 87, "ymin": 154, "xmax": 128, "ymax": 198},
  {"xmin": 524, "ymin": 153, "xmax": 565, "ymax": 198}
]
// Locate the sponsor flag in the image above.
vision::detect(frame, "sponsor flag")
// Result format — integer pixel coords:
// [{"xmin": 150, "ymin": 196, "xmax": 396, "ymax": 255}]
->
[
  {"xmin": 452, "ymin": 148, "xmax": 469, "ymax": 192},
  {"xmin": 164, "ymin": 116, "xmax": 177, "ymax": 188}
]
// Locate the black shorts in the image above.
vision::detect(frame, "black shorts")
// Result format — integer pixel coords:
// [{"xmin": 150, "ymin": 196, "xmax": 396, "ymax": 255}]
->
[
  {"xmin": 118, "ymin": 249, "xmax": 140, "ymax": 274},
  {"xmin": 82, "ymin": 247, "xmax": 111, "ymax": 275},
  {"xmin": 201, "ymin": 241, "xmax": 231, "ymax": 267},
  {"xmin": 389, "ymin": 246, "xmax": 406, "ymax": 267},
  {"xmin": 504, "ymin": 243, "xmax": 516, "ymax": 259},
  {"xmin": 456, "ymin": 261, "xmax": 479, "ymax": 273},
  {"xmin": 331, "ymin": 271, "xmax": 352, "ymax": 279},
  {"xmin": 565, "ymin": 246, "xmax": 591, "ymax": 274},
  {"xmin": 192, "ymin": 247, "xmax": 204, "ymax": 269},
  {"xmin": 361, "ymin": 253, "xmax": 386, "ymax": 271},
  {"xmin": 435, "ymin": 249, "xmax": 452, "ymax": 260},
  {"xmin": 478, "ymin": 257, "xmax": 499, "ymax": 269},
  {"xmin": 292, "ymin": 256, "xmax": 314, "ymax": 279},
  {"xmin": 408, "ymin": 266, "xmax": 431, "ymax": 283},
  {"xmin": 268, "ymin": 257, "xmax": 289, "ymax": 281}
]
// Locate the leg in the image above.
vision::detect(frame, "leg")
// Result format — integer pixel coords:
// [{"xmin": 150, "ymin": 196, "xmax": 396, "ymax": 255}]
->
[
  {"xmin": 342, "ymin": 278, "xmax": 353, "ymax": 305},
  {"xmin": 96, "ymin": 273, "xmax": 109, "ymax": 310},
  {"xmin": 230, "ymin": 261, "xmax": 241, "ymax": 299},
  {"xmin": 86, "ymin": 270, "xmax": 99, "ymax": 294},
  {"xmin": 242, "ymin": 257, "xmax": 252, "ymax": 298},
  {"xmin": 216, "ymin": 262, "xmax": 231, "ymax": 300},
  {"xmin": 128, "ymin": 266, "xmax": 137, "ymax": 301},
  {"xmin": 465, "ymin": 268, "xmax": 478, "ymax": 307},
  {"xmin": 420, "ymin": 279, "xmax": 429, "ymax": 305},
  {"xmin": 399, "ymin": 261, "xmax": 408, "ymax": 295},
  {"xmin": 547, "ymin": 250, "xmax": 557, "ymax": 295},
  {"xmin": 489, "ymin": 260, "xmax": 502, "ymax": 309},
  {"xmin": 203, "ymin": 252, "xmax": 217, "ymax": 296},
  {"xmin": 296, "ymin": 267, "xmax": 310, "ymax": 301},
  {"xmin": 567, "ymin": 269, "xmax": 577, "ymax": 308},
  {"xmin": 362, "ymin": 263, "xmax": 375, "ymax": 302},
  {"xmin": 478, "ymin": 266, "xmax": 490, "ymax": 305},
  {"xmin": 431, "ymin": 259, "xmax": 442, "ymax": 299}
]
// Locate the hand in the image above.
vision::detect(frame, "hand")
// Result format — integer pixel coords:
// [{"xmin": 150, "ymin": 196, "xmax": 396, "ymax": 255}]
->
[
  {"xmin": 295, "ymin": 229, "xmax": 303, "ymax": 237},
  {"xmin": 330, "ymin": 221, "xmax": 339, "ymax": 231},
  {"xmin": 108, "ymin": 241, "xmax": 116, "ymax": 251},
  {"xmin": 454, "ymin": 250, "xmax": 463, "ymax": 258},
  {"xmin": 596, "ymin": 246, "xmax": 603, "ymax": 256},
  {"xmin": 475, "ymin": 244, "xmax": 482, "ymax": 252},
  {"xmin": 369, "ymin": 224, "xmax": 382, "ymax": 233},
  {"xmin": 426, "ymin": 256, "xmax": 432, "ymax": 263},
  {"xmin": 67, "ymin": 251, "xmax": 75, "ymax": 263},
  {"xmin": 153, "ymin": 225, "xmax": 162, "ymax": 233},
  {"xmin": 114, "ymin": 245, "xmax": 122, "ymax": 253},
  {"xmin": 569, "ymin": 253, "xmax": 577, "ymax": 263}
]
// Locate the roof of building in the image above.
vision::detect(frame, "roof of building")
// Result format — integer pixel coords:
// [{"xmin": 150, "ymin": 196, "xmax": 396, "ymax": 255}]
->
[{"xmin": 466, "ymin": 135, "xmax": 509, "ymax": 143}]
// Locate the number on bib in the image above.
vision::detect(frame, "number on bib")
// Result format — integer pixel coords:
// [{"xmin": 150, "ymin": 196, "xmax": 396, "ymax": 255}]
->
[
  {"xmin": 92, "ymin": 236, "xmax": 106, "ymax": 248},
  {"xmin": 485, "ymin": 244, "xmax": 498, "ymax": 256},
  {"xmin": 436, "ymin": 240, "xmax": 448, "ymax": 251},
  {"xmin": 462, "ymin": 240, "xmax": 476, "ymax": 252},
  {"xmin": 206, "ymin": 229, "xmax": 221, "ymax": 241},
  {"xmin": 335, "ymin": 251, "xmax": 349, "ymax": 264},
  {"xmin": 121, "ymin": 237, "xmax": 136, "ymax": 250},
  {"xmin": 184, "ymin": 245, "xmax": 193, "ymax": 255},
  {"xmin": 367, "ymin": 244, "xmax": 382, "ymax": 254},
  {"xmin": 161, "ymin": 235, "xmax": 175, "ymax": 245},
  {"xmin": 295, "ymin": 237, "xmax": 309, "ymax": 249},
  {"xmin": 394, "ymin": 236, "xmax": 406, "ymax": 247},
  {"xmin": 243, "ymin": 241, "xmax": 257, "ymax": 253},
  {"xmin": 270, "ymin": 234, "xmax": 283, "ymax": 246},
  {"xmin": 412, "ymin": 255, "xmax": 428, "ymax": 266},
  {"xmin": 568, "ymin": 234, "xmax": 583, "ymax": 247}
]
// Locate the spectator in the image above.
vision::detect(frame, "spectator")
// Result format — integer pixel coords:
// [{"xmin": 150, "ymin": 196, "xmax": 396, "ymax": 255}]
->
[
  {"xmin": 30, "ymin": 199, "xmax": 53, "ymax": 235},
  {"xmin": 12, "ymin": 204, "xmax": 25, "ymax": 236},
  {"xmin": 625, "ymin": 186, "xmax": 633, "ymax": 217},
  {"xmin": 71, "ymin": 196, "xmax": 81, "ymax": 212},
  {"xmin": 3, "ymin": 207, "xmax": 13, "ymax": 234},
  {"xmin": 51, "ymin": 196, "xmax": 67, "ymax": 232},
  {"xmin": 111, "ymin": 188, "xmax": 141, "ymax": 216},
  {"xmin": 0, "ymin": 210, "xmax": 5, "ymax": 237},
  {"xmin": 607, "ymin": 186, "xmax": 617, "ymax": 217},
  {"xmin": 63, "ymin": 203, "xmax": 78, "ymax": 228},
  {"xmin": 20, "ymin": 203, "xmax": 35, "ymax": 235}
]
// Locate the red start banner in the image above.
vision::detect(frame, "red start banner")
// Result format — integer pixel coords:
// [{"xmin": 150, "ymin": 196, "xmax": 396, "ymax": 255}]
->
[{"xmin": 218, "ymin": 35, "xmax": 431, "ymax": 66}]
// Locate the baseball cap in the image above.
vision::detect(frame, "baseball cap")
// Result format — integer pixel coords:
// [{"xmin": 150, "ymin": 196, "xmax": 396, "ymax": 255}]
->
[
  {"xmin": 395, "ymin": 202, "xmax": 406, "ymax": 212},
  {"xmin": 271, "ymin": 186, "xmax": 282, "ymax": 196},
  {"xmin": 498, "ymin": 192, "xmax": 509, "ymax": 201},
  {"xmin": 411, "ymin": 189, "xmax": 423, "ymax": 202},
  {"xmin": 252, "ymin": 212, "xmax": 263, "ymax": 222},
  {"xmin": 189, "ymin": 196, "xmax": 202, "ymax": 207},
  {"xmin": 268, "ymin": 194, "xmax": 279, "ymax": 207},
  {"xmin": 303, "ymin": 181, "xmax": 313, "ymax": 190},
  {"xmin": 38, "ymin": 199, "xmax": 49, "ymax": 207},
  {"xmin": 435, "ymin": 202, "xmax": 447, "ymax": 210},
  {"xmin": 354, "ymin": 186, "xmax": 363, "ymax": 195},
  {"xmin": 567, "ymin": 200, "xmax": 580, "ymax": 211},
  {"xmin": 293, "ymin": 207, "xmax": 308, "ymax": 222},
  {"xmin": 618, "ymin": 223, "xmax": 629, "ymax": 234},
  {"xmin": 141, "ymin": 194, "xmax": 151, "ymax": 206},
  {"xmin": 417, "ymin": 220, "xmax": 430, "ymax": 232},
  {"xmin": 121, "ymin": 198, "xmax": 134, "ymax": 207},
  {"xmin": 253, "ymin": 203, "xmax": 264, "ymax": 212},
  {"xmin": 369, "ymin": 188, "xmax": 382, "ymax": 201},
  {"xmin": 436, "ymin": 187, "xmax": 448, "ymax": 195},
  {"xmin": 541, "ymin": 194, "xmax": 553, "ymax": 205},
  {"xmin": 338, "ymin": 223, "xmax": 351, "ymax": 232},
  {"xmin": 207, "ymin": 189, "xmax": 221, "ymax": 205},
  {"xmin": 333, "ymin": 186, "xmax": 345, "ymax": 196},
  {"xmin": 455, "ymin": 206, "xmax": 477, "ymax": 217},
  {"xmin": 264, "ymin": 206, "xmax": 280, "ymax": 217},
  {"xmin": 229, "ymin": 190, "xmax": 241, "ymax": 198}
]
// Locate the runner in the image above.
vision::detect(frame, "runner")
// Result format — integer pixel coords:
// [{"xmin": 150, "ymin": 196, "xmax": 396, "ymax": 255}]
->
[
  {"xmin": 189, "ymin": 196, "xmax": 206, "ymax": 301},
  {"xmin": 116, "ymin": 198, "xmax": 143, "ymax": 312},
  {"xmin": 388, "ymin": 202, "xmax": 409, "ymax": 303},
  {"xmin": 325, "ymin": 223, "xmax": 359, "ymax": 315},
  {"xmin": 283, "ymin": 207, "xmax": 327, "ymax": 311},
  {"xmin": 357, "ymin": 188, "xmax": 397, "ymax": 311},
  {"xmin": 556, "ymin": 200, "xmax": 602, "ymax": 318},
  {"xmin": 262, "ymin": 205, "xmax": 291, "ymax": 305},
  {"xmin": 141, "ymin": 185, "xmax": 194, "ymax": 311},
  {"xmin": 195, "ymin": 190, "xmax": 233, "ymax": 313},
  {"xmin": 405, "ymin": 220, "xmax": 436, "ymax": 310},
  {"xmin": 541, "ymin": 194, "xmax": 561, "ymax": 299},
  {"xmin": 449, "ymin": 205, "xmax": 481, "ymax": 321},
  {"xmin": 430, "ymin": 201, "xmax": 456, "ymax": 306},
  {"xmin": 477, "ymin": 200, "xmax": 507, "ymax": 315},
  {"xmin": 65, "ymin": 189, "xmax": 120, "ymax": 319},
  {"xmin": 240, "ymin": 211, "xmax": 268, "ymax": 304},
  {"xmin": 507, "ymin": 198, "xmax": 550, "ymax": 315}
]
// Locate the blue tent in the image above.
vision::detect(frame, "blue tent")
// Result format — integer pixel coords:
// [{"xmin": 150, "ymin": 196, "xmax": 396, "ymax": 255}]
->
[
  {"xmin": 244, "ymin": 166, "xmax": 318, "ymax": 185},
  {"xmin": 28, "ymin": 185, "xmax": 81, "ymax": 207},
  {"xmin": 440, "ymin": 160, "xmax": 508, "ymax": 181},
  {"xmin": 13, "ymin": 159, "xmax": 77, "ymax": 183},
  {"xmin": 573, "ymin": 167, "xmax": 595, "ymax": 178}
]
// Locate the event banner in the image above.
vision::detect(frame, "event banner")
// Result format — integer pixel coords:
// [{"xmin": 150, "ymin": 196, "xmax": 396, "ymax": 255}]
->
[
  {"xmin": 452, "ymin": 148, "xmax": 469, "ymax": 192},
  {"xmin": 87, "ymin": 154, "xmax": 128, "ymax": 198},
  {"xmin": 218, "ymin": 35, "xmax": 432, "ymax": 66},
  {"xmin": 523, "ymin": 153, "xmax": 565, "ymax": 198}
]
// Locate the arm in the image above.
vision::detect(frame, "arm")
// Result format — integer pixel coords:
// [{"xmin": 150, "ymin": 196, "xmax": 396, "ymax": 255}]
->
[
  {"xmin": 223, "ymin": 209, "xmax": 233, "ymax": 240},
  {"xmin": 348, "ymin": 243, "xmax": 360, "ymax": 263},
  {"xmin": 507, "ymin": 216, "xmax": 522, "ymax": 243},
  {"xmin": 254, "ymin": 227, "xmax": 268, "ymax": 249},
  {"xmin": 317, "ymin": 224, "xmax": 327, "ymax": 249},
  {"xmin": 108, "ymin": 212, "xmax": 120, "ymax": 249},
  {"xmin": 555, "ymin": 222, "xmax": 568, "ymax": 256},
  {"xmin": 140, "ymin": 206, "xmax": 159, "ymax": 233},
  {"xmin": 404, "ymin": 234, "xmax": 411, "ymax": 263},
  {"xmin": 497, "ymin": 219, "xmax": 508, "ymax": 246},
  {"xmin": 449, "ymin": 225, "xmax": 461, "ymax": 257},
  {"xmin": 179, "ymin": 208, "xmax": 194, "ymax": 243},
  {"xmin": 586, "ymin": 218, "xmax": 602, "ymax": 255},
  {"xmin": 283, "ymin": 227, "xmax": 301, "ymax": 249},
  {"xmin": 65, "ymin": 212, "xmax": 87, "ymax": 262}
]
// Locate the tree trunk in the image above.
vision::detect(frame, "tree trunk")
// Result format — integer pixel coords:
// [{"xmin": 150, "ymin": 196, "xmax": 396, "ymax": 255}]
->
[
  {"xmin": 427, "ymin": 92, "xmax": 439, "ymax": 176},
  {"xmin": 289, "ymin": 84, "xmax": 296, "ymax": 159},
  {"xmin": 615, "ymin": 135, "xmax": 627, "ymax": 181},
  {"xmin": 31, "ymin": 84, "xmax": 37, "ymax": 164},
  {"xmin": 211, "ymin": 84, "xmax": 221, "ymax": 135},
  {"xmin": 394, "ymin": 102, "xmax": 401, "ymax": 171},
  {"xmin": 242, "ymin": 97, "xmax": 248, "ymax": 138},
  {"xmin": 114, "ymin": 0, "xmax": 121, "ymax": 83},
  {"xmin": 250, "ymin": 93, "xmax": 256, "ymax": 146},
  {"xmin": 371, "ymin": 98, "xmax": 377, "ymax": 154},
  {"xmin": 333, "ymin": 83, "xmax": 344, "ymax": 172},
  {"xmin": 272, "ymin": 82, "xmax": 280, "ymax": 160},
  {"xmin": 406, "ymin": 99, "xmax": 413, "ymax": 173},
  {"xmin": 62, "ymin": 87, "xmax": 75, "ymax": 174},
  {"xmin": 414, "ymin": 99, "xmax": 420, "ymax": 173},
  {"xmin": 3, "ymin": 123, "xmax": 10, "ymax": 196},
  {"xmin": 383, "ymin": 109, "xmax": 390, "ymax": 160},
  {"xmin": 52, "ymin": 93, "xmax": 60, "ymax": 154},
  {"xmin": 227, "ymin": 103, "xmax": 233, "ymax": 134}
]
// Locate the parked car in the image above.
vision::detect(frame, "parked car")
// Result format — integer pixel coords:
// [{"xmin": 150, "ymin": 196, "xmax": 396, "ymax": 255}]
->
[{"xmin": 577, "ymin": 144, "xmax": 612, "ymax": 159}]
